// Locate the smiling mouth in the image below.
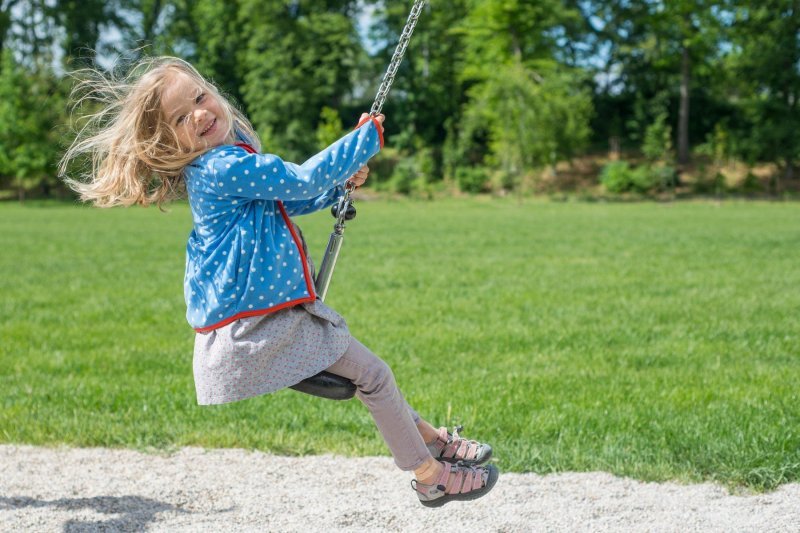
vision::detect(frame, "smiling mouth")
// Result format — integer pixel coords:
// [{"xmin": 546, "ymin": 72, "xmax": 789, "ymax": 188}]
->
[{"xmin": 200, "ymin": 118, "xmax": 217, "ymax": 137}]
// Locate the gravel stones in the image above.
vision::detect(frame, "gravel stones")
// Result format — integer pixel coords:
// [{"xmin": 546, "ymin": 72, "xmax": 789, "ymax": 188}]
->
[{"xmin": 1, "ymin": 445, "xmax": 798, "ymax": 532}]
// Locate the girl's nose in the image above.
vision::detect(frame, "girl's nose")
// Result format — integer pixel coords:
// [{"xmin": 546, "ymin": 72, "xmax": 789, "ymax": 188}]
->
[{"xmin": 192, "ymin": 108, "xmax": 207, "ymax": 124}]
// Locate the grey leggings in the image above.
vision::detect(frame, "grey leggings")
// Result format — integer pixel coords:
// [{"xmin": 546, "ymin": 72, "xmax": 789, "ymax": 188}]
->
[{"xmin": 324, "ymin": 337, "xmax": 432, "ymax": 471}]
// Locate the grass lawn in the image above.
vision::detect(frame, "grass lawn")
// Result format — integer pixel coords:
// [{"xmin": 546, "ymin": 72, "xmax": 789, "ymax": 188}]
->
[{"xmin": 1, "ymin": 198, "xmax": 798, "ymax": 490}]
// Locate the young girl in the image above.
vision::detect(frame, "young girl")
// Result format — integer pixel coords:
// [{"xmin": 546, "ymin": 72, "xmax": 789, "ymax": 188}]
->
[{"xmin": 60, "ymin": 56, "xmax": 498, "ymax": 507}]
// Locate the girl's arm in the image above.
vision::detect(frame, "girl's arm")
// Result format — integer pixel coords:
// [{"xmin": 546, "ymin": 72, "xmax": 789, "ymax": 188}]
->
[
  {"xmin": 281, "ymin": 185, "xmax": 344, "ymax": 217},
  {"xmin": 203, "ymin": 118, "xmax": 382, "ymax": 202},
  {"xmin": 282, "ymin": 164, "xmax": 370, "ymax": 216}
]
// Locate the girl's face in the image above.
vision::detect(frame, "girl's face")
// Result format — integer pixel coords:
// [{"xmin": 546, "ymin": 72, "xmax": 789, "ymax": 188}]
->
[{"xmin": 161, "ymin": 72, "xmax": 230, "ymax": 151}]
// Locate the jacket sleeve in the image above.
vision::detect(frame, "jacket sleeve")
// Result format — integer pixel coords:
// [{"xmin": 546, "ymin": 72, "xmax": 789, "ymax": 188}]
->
[
  {"xmin": 281, "ymin": 185, "xmax": 344, "ymax": 217},
  {"xmin": 204, "ymin": 118, "xmax": 382, "ymax": 202}
]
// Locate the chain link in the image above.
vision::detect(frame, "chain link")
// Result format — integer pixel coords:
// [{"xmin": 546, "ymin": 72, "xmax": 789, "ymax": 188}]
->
[
  {"xmin": 336, "ymin": 0, "xmax": 427, "ymax": 227},
  {"xmin": 317, "ymin": 1, "xmax": 427, "ymax": 300},
  {"xmin": 369, "ymin": 0, "xmax": 427, "ymax": 117}
]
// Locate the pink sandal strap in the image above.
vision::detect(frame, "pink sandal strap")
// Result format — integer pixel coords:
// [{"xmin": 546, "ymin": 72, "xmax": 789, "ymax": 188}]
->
[
  {"xmin": 445, "ymin": 463, "xmax": 486, "ymax": 494},
  {"xmin": 432, "ymin": 426, "xmax": 483, "ymax": 461}
]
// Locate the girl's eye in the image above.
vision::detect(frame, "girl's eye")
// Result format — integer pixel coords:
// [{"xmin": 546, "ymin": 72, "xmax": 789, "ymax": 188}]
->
[{"xmin": 175, "ymin": 94, "xmax": 205, "ymax": 125}]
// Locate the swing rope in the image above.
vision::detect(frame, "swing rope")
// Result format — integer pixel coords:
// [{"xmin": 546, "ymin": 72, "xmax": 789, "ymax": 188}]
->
[{"xmin": 290, "ymin": 0, "xmax": 427, "ymax": 400}]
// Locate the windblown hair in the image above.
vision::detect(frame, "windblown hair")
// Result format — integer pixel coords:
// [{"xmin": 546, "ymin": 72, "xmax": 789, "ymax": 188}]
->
[{"xmin": 59, "ymin": 56, "xmax": 260, "ymax": 207}]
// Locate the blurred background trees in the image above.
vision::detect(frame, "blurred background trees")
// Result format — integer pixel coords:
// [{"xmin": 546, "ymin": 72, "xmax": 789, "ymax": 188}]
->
[{"xmin": 0, "ymin": 0, "xmax": 797, "ymax": 199}]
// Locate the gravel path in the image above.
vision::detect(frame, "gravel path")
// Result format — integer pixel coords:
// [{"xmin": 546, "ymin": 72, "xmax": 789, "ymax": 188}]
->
[{"xmin": 1, "ymin": 445, "xmax": 798, "ymax": 532}]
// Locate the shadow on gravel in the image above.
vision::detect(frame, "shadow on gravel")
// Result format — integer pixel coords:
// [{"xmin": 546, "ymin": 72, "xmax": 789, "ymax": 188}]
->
[{"xmin": 0, "ymin": 494, "xmax": 187, "ymax": 531}]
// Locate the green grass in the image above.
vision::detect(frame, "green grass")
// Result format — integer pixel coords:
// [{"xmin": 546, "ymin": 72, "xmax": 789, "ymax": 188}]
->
[{"xmin": 1, "ymin": 198, "xmax": 799, "ymax": 491}]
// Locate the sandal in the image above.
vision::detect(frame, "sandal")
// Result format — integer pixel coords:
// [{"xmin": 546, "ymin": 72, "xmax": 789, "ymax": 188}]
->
[
  {"xmin": 426, "ymin": 425, "xmax": 493, "ymax": 465},
  {"xmin": 412, "ymin": 460, "xmax": 499, "ymax": 508}
]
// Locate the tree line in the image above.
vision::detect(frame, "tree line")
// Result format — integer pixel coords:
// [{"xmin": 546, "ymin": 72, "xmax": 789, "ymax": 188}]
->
[{"xmin": 0, "ymin": 0, "xmax": 798, "ymax": 200}]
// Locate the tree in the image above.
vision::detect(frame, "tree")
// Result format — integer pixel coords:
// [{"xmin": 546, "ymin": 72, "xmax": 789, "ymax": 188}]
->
[
  {"xmin": 727, "ymin": 0, "xmax": 800, "ymax": 183},
  {"xmin": 585, "ymin": 0, "xmax": 723, "ymax": 166},
  {"xmin": 237, "ymin": 0, "xmax": 364, "ymax": 159},
  {"xmin": 0, "ymin": 51, "xmax": 67, "ymax": 200},
  {"xmin": 369, "ymin": 0, "xmax": 469, "ymax": 179},
  {"xmin": 0, "ymin": 0, "xmax": 21, "ymax": 55},
  {"xmin": 455, "ymin": 0, "xmax": 593, "ymax": 182},
  {"xmin": 54, "ymin": 0, "xmax": 129, "ymax": 66},
  {"xmin": 159, "ymin": 0, "xmax": 246, "ymax": 102}
]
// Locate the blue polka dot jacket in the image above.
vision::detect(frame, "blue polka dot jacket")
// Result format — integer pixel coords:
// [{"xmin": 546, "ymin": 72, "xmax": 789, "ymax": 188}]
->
[{"xmin": 183, "ymin": 117, "xmax": 383, "ymax": 332}]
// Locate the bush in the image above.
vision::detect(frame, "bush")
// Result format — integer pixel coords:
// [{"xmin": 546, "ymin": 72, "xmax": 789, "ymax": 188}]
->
[
  {"xmin": 600, "ymin": 161, "xmax": 634, "ymax": 193},
  {"xmin": 642, "ymin": 110, "xmax": 673, "ymax": 164},
  {"xmin": 388, "ymin": 158, "xmax": 417, "ymax": 194},
  {"xmin": 629, "ymin": 165, "xmax": 657, "ymax": 193},
  {"xmin": 387, "ymin": 148, "xmax": 435, "ymax": 196},
  {"xmin": 601, "ymin": 161, "xmax": 673, "ymax": 195},
  {"xmin": 368, "ymin": 148, "xmax": 400, "ymax": 189},
  {"xmin": 454, "ymin": 166, "xmax": 489, "ymax": 194},
  {"xmin": 649, "ymin": 165, "xmax": 678, "ymax": 191}
]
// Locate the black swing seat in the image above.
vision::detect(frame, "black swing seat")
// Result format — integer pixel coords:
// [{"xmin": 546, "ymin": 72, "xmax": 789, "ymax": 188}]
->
[{"xmin": 290, "ymin": 371, "xmax": 356, "ymax": 400}]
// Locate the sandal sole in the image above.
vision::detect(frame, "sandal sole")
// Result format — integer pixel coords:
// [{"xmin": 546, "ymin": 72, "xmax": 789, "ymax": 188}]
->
[{"xmin": 419, "ymin": 463, "xmax": 499, "ymax": 508}]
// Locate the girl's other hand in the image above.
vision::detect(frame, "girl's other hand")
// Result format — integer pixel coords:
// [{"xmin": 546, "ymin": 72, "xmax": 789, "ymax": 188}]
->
[
  {"xmin": 359, "ymin": 112, "xmax": 385, "ymax": 134},
  {"xmin": 348, "ymin": 165, "xmax": 370, "ymax": 189}
]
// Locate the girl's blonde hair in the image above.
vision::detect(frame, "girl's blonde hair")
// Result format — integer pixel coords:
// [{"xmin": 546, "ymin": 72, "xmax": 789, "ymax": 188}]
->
[{"xmin": 60, "ymin": 56, "xmax": 260, "ymax": 208}]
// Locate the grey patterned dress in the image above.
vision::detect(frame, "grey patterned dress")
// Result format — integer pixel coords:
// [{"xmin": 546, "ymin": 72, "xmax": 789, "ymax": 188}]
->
[{"xmin": 192, "ymin": 223, "xmax": 351, "ymax": 405}]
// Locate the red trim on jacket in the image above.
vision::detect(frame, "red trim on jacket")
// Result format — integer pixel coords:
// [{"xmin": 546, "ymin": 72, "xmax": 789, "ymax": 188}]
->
[
  {"xmin": 354, "ymin": 115, "xmax": 384, "ymax": 148},
  {"xmin": 194, "ymin": 142, "xmax": 317, "ymax": 333},
  {"xmin": 194, "ymin": 296, "xmax": 316, "ymax": 333},
  {"xmin": 277, "ymin": 200, "xmax": 317, "ymax": 300}
]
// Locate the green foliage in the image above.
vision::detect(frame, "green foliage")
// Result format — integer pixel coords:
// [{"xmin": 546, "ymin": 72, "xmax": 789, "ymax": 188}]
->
[
  {"xmin": 600, "ymin": 160, "xmax": 673, "ymax": 195},
  {"xmin": 456, "ymin": 0, "xmax": 592, "ymax": 182},
  {"xmin": 726, "ymin": 1, "xmax": 800, "ymax": 176},
  {"xmin": 0, "ymin": 51, "xmax": 66, "ymax": 200},
  {"xmin": 365, "ymin": 146, "xmax": 400, "ymax": 188},
  {"xmin": 238, "ymin": 2, "xmax": 363, "ymax": 159},
  {"xmin": 0, "ymin": 0, "xmax": 798, "ymax": 197},
  {"xmin": 162, "ymin": 0, "xmax": 248, "ymax": 103},
  {"xmin": 694, "ymin": 123, "xmax": 734, "ymax": 195},
  {"xmin": 387, "ymin": 147, "xmax": 435, "ymax": 196},
  {"xmin": 600, "ymin": 161, "xmax": 634, "ymax": 194},
  {"xmin": 373, "ymin": 0, "xmax": 468, "ymax": 158},
  {"xmin": 588, "ymin": 0, "xmax": 723, "ymax": 162},
  {"xmin": 461, "ymin": 63, "xmax": 592, "ymax": 180},
  {"xmin": 315, "ymin": 106, "xmax": 345, "ymax": 150},
  {"xmin": 642, "ymin": 109, "xmax": 673, "ymax": 164},
  {"xmin": 454, "ymin": 166, "xmax": 488, "ymax": 194},
  {"xmin": 741, "ymin": 172, "xmax": 763, "ymax": 193},
  {"xmin": 55, "ymin": 0, "xmax": 128, "ymax": 65}
]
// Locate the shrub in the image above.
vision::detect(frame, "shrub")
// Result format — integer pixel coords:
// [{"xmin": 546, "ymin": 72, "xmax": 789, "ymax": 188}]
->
[
  {"xmin": 601, "ymin": 161, "xmax": 673, "ymax": 195},
  {"xmin": 387, "ymin": 148, "xmax": 435, "ymax": 196},
  {"xmin": 650, "ymin": 165, "xmax": 678, "ymax": 191},
  {"xmin": 642, "ymin": 110, "xmax": 674, "ymax": 164},
  {"xmin": 600, "ymin": 161, "xmax": 634, "ymax": 193},
  {"xmin": 454, "ymin": 166, "xmax": 489, "ymax": 193},
  {"xmin": 388, "ymin": 158, "xmax": 416, "ymax": 194}
]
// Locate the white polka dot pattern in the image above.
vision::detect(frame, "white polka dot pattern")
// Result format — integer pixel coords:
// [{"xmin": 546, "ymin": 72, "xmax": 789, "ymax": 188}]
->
[{"xmin": 182, "ymin": 121, "xmax": 382, "ymax": 331}]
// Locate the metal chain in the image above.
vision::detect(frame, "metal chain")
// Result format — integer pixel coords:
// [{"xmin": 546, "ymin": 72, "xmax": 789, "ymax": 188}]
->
[
  {"xmin": 369, "ymin": 0, "xmax": 427, "ymax": 117},
  {"xmin": 342, "ymin": 0, "xmax": 427, "ymax": 200},
  {"xmin": 316, "ymin": 0, "xmax": 427, "ymax": 300}
]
